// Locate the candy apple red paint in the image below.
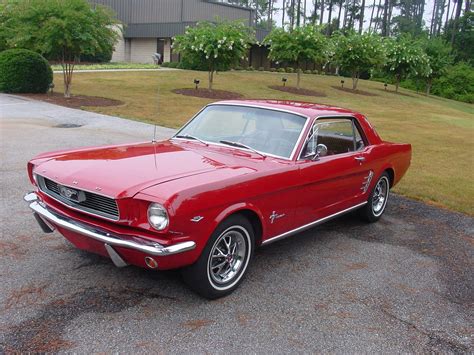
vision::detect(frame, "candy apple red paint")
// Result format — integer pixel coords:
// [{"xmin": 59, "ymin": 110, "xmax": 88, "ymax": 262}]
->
[{"xmin": 25, "ymin": 100, "xmax": 411, "ymax": 299}]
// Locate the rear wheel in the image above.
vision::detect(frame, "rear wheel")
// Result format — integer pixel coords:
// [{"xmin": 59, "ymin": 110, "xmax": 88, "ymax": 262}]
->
[
  {"xmin": 182, "ymin": 215, "xmax": 254, "ymax": 299},
  {"xmin": 360, "ymin": 172, "xmax": 390, "ymax": 222}
]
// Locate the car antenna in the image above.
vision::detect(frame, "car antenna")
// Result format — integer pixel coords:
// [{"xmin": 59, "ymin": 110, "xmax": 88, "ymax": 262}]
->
[{"xmin": 152, "ymin": 124, "xmax": 157, "ymax": 143}]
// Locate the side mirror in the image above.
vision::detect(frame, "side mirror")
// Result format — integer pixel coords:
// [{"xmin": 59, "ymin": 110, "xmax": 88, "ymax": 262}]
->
[
  {"xmin": 316, "ymin": 144, "xmax": 328, "ymax": 157},
  {"xmin": 304, "ymin": 143, "xmax": 328, "ymax": 160}
]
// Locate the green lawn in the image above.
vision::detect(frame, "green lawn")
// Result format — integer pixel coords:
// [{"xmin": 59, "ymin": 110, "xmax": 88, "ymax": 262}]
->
[{"xmin": 52, "ymin": 70, "xmax": 474, "ymax": 215}]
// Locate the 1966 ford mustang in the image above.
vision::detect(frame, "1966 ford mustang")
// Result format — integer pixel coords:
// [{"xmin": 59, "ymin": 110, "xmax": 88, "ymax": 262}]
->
[{"xmin": 25, "ymin": 100, "xmax": 411, "ymax": 298}]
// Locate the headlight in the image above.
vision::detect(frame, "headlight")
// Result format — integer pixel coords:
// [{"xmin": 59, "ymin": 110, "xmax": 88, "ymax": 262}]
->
[{"xmin": 147, "ymin": 203, "xmax": 169, "ymax": 231}]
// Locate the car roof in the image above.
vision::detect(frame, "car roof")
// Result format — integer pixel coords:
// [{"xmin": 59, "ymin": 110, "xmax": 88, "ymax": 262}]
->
[{"xmin": 211, "ymin": 100, "xmax": 362, "ymax": 118}]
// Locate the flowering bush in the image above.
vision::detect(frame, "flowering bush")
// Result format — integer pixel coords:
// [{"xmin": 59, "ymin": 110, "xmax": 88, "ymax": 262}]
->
[
  {"xmin": 383, "ymin": 35, "xmax": 431, "ymax": 92},
  {"xmin": 264, "ymin": 25, "xmax": 328, "ymax": 89},
  {"xmin": 173, "ymin": 21, "xmax": 255, "ymax": 89},
  {"xmin": 332, "ymin": 31, "xmax": 385, "ymax": 90}
]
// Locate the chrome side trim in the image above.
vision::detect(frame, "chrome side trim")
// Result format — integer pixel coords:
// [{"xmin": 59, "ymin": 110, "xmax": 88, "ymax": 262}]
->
[
  {"xmin": 24, "ymin": 192, "xmax": 196, "ymax": 256},
  {"xmin": 261, "ymin": 201, "xmax": 367, "ymax": 246}
]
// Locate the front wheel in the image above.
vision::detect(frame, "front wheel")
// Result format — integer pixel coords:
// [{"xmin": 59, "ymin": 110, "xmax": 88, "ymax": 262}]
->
[
  {"xmin": 359, "ymin": 172, "xmax": 390, "ymax": 223},
  {"xmin": 181, "ymin": 215, "xmax": 254, "ymax": 299}
]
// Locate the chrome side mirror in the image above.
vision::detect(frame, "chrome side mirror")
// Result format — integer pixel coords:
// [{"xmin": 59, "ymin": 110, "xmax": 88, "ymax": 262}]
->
[
  {"xmin": 304, "ymin": 143, "xmax": 328, "ymax": 160},
  {"xmin": 316, "ymin": 144, "xmax": 328, "ymax": 157}
]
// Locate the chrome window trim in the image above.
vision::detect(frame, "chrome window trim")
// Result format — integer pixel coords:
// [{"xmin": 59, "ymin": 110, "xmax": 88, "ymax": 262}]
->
[
  {"xmin": 171, "ymin": 103, "xmax": 311, "ymax": 161},
  {"xmin": 297, "ymin": 114, "xmax": 361, "ymax": 161},
  {"xmin": 36, "ymin": 174, "xmax": 120, "ymax": 222},
  {"xmin": 262, "ymin": 201, "xmax": 368, "ymax": 246}
]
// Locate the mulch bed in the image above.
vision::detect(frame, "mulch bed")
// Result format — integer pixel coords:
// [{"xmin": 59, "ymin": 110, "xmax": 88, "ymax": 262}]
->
[
  {"xmin": 331, "ymin": 86, "xmax": 379, "ymax": 97},
  {"xmin": 268, "ymin": 85, "xmax": 326, "ymax": 97},
  {"xmin": 18, "ymin": 93, "xmax": 123, "ymax": 108},
  {"xmin": 172, "ymin": 88, "xmax": 242, "ymax": 99}
]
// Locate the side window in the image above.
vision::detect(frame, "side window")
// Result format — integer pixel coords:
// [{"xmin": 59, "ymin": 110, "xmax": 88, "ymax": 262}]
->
[
  {"xmin": 301, "ymin": 117, "xmax": 366, "ymax": 159},
  {"xmin": 354, "ymin": 123, "xmax": 365, "ymax": 151},
  {"xmin": 316, "ymin": 119, "xmax": 355, "ymax": 155}
]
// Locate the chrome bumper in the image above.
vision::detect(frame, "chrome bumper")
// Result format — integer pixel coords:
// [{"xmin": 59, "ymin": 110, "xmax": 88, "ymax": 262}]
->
[{"xmin": 24, "ymin": 192, "xmax": 196, "ymax": 257}]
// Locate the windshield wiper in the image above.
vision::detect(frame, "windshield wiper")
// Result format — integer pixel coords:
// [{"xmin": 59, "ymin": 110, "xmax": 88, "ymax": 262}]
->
[
  {"xmin": 219, "ymin": 140, "xmax": 266, "ymax": 158},
  {"xmin": 175, "ymin": 134, "xmax": 208, "ymax": 146}
]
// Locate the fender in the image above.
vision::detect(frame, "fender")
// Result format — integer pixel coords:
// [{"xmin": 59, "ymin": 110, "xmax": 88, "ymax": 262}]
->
[{"xmin": 213, "ymin": 202, "xmax": 266, "ymax": 239}]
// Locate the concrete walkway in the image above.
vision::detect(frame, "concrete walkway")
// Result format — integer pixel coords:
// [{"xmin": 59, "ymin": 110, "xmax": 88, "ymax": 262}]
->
[{"xmin": 52, "ymin": 68, "xmax": 179, "ymax": 74}]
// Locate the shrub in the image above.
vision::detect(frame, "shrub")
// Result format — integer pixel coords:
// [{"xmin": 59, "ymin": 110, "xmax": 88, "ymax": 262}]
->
[
  {"xmin": 176, "ymin": 55, "xmax": 209, "ymax": 71},
  {"xmin": 431, "ymin": 63, "xmax": 474, "ymax": 103},
  {"xmin": 234, "ymin": 66, "xmax": 243, "ymax": 70},
  {"xmin": 258, "ymin": 66, "xmax": 265, "ymax": 71},
  {"xmin": 286, "ymin": 67, "xmax": 294, "ymax": 73},
  {"xmin": 160, "ymin": 62, "xmax": 170, "ymax": 67},
  {"xmin": 247, "ymin": 66, "xmax": 255, "ymax": 71},
  {"xmin": 312, "ymin": 70, "xmax": 319, "ymax": 74},
  {"xmin": 167, "ymin": 61, "xmax": 179, "ymax": 68},
  {"xmin": 277, "ymin": 68, "xmax": 286, "ymax": 73},
  {"xmin": 0, "ymin": 48, "xmax": 52, "ymax": 93},
  {"xmin": 80, "ymin": 45, "xmax": 113, "ymax": 63},
  {"xmin": 269, "ymin": 67, "xmax": 277, "ymax": 72},
  {"xmin": 304, "ymin": 70, "xmax": 312, "ymax": 74}
]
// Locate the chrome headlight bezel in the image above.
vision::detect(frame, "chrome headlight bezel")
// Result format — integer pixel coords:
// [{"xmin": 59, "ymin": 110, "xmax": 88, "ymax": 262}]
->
[{"xmin": 147, "ymin": 202, "xmax": 169, "ymax": 231}]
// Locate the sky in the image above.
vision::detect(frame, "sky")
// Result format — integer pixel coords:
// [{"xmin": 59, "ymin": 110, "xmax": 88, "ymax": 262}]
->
[{"xmin": 269, "ymin": 0, "xmax": 438, "ymax": 30}]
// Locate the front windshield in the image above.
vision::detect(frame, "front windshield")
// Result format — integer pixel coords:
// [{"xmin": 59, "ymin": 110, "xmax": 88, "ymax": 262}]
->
[{"xmin": 175, "ymin": 105, "xmax": 307, "ymax": 159}]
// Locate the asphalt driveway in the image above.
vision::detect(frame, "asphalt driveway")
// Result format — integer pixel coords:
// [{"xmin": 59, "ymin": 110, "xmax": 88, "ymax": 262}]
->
[{"xmin": 0, "ymin": 94, "xmax": 472, "ymax": 353}]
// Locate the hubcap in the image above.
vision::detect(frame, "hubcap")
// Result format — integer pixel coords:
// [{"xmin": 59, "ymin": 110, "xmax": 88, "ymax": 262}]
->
[
  {"xmin": 209, "ymin": 229, "xmax": 247, "ymax": 285},
  {"xmin": 372, "ymin": 177, "xmax": 389, "ymax": 216}
]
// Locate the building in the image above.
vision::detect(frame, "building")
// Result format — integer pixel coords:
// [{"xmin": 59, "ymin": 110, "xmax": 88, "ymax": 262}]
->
[{"xmin": 90, "ymin": 0, "xmax": 269, "ymax": 65}]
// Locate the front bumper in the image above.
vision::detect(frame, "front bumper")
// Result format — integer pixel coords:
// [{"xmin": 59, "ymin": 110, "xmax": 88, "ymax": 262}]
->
[{"xmin": 24, "ymin": 192, "xmax": 196, "ymax": 260}]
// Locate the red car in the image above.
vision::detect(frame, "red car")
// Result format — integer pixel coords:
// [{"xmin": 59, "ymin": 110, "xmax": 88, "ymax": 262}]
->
[{"xmin": 24, "ymin": 100, "xmax": 411, "ymax": 298}]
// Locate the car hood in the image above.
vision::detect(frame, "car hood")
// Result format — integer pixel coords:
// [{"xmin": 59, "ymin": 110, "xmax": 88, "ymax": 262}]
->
[{"xmin": 33, "ymin": 141, "xmax": 253, "ymax": 199}]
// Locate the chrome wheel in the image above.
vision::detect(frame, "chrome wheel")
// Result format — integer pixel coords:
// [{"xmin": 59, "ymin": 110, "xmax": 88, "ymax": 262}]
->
[
  {"xmin": 208, "ymin": 227, "xmax": 248, "ymax": 287},
  {"xmin": 372, "ymin": 176, "xmax": 389, "ymax": 217}
]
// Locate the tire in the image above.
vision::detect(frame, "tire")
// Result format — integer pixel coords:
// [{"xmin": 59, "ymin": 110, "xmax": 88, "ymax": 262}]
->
[
  {"xmin": 181, "ymin": 215, "xmax": 254, "ymax": 299},
  {"xmin": 359, "ymin": 172, "xmax": 390, "ymax": 223}
]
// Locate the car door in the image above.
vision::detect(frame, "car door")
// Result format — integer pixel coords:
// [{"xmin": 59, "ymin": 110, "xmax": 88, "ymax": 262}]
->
[{"xmin": 293, "ymin": 117, "xmax": 374, "ymax": 227}]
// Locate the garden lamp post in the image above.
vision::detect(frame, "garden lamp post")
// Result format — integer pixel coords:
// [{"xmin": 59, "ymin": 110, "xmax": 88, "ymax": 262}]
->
[
  {"xmin": 340, "ymin": 79, "xmax": 345, "ymax": 88},
  {"xmin": 384, "ymin": 83, "xmax": 388, "ymax": 91},
  {"xmin": 282, "ymin": 77, "xmax": 287, "ymax": 87},
  {"xmin": 194, "ymin": 79, "xmax": 200, "ymax": 90}
]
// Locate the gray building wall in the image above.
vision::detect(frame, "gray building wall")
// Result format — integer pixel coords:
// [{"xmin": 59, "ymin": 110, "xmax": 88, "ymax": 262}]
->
[
  {"xmin": 89, "ymin": 0, "xmax": 259, "ymax": 64},
  {"xmin": 91, "ymin": 0, "xmax": 253, "ymax": 25}
]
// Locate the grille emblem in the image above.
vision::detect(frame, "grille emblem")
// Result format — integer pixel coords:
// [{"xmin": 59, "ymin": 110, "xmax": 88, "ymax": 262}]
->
[{"xmin": 59, "ymin": 185, "xmax": 86, "ymax": 202}]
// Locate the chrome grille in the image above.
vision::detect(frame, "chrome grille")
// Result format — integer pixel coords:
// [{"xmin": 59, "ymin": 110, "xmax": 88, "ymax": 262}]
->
[{"xmin": 37, "ymin": 175, "xmax": 119, "ymax": 220}]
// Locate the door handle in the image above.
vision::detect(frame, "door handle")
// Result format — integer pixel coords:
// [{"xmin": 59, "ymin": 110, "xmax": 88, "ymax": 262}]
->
[{"xmin": 355, "ymin": 156, "xmax": 366, "ymax": 162}]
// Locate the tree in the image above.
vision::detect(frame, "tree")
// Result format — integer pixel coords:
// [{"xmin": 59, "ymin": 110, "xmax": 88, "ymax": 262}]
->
[
  {"xmin": 444, "ymin": 11, "xmax": 473, "ymax": 63},
  {"xmin": 383, "ymin": 36, "xmax": 431, "ymax": 91},
  {"xmin": 421, "ymin": 37, "xmax": 453, "ymax": 94},
  {"xmin": 333, "ymin": 31, "xmax": 386, "ymax": 89},
  {"xmin": 264, "ymin": 25, "xmax": 328, "ymax": 89},
  {"xmin": 173, "ymin": 21, "xmax": 254, "ymax": 90},
  {"xmin": 2, "ymin": 0, "xmax": 119, "ymax": 98}
]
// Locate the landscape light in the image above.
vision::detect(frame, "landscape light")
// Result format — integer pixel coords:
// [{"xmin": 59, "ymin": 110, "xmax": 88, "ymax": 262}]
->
[
  {"xmin": 340, "ymin": 79, "xmax": 345, "ymax": 88},
  {"xmin": 49, "ymin": 83, "xmax": 55, "ymax": 95},
  {"xmin": 384, "ymin": 83, "xmax": 388, "ymax": 91},
  {"xmin": 194, "ymin": 79, "xmax": 200, "ymax": 90},
  {"xmin": 282, "ymin": 77, "xmax": 287, "ymax": 87}
]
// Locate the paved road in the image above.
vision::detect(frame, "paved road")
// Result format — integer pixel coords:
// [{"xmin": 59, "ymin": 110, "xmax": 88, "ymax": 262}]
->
[{"xmin": 1, "ymin": 94, "xmax": 473, "ymax": 353}]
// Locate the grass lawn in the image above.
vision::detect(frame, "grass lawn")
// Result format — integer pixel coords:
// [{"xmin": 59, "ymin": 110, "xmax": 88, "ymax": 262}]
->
[{"xmin": 52, "ymin": 70, "xmax": 474, "ymax": 215}]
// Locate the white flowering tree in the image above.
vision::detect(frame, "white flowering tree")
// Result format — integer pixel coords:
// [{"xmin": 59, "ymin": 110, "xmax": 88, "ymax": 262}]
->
[
  {"xmin": 333, "ymin": 32, "xmax": 386, "ymax": 90},
  {"xmin": 264, "ymin": 25, "xmax": 328, "ymax": 89},
  {"xmin": 173, "ymin": 21, "xmax": 254, "ymax": 90},
  {"xmin": 383, "ymin": 36, "xmax": 431, "ymax": 92}
]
